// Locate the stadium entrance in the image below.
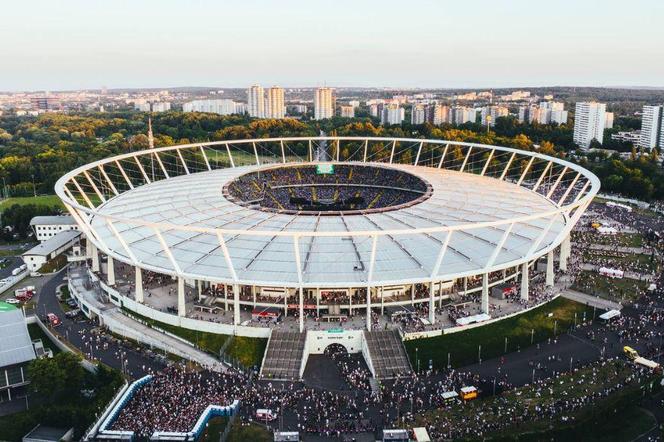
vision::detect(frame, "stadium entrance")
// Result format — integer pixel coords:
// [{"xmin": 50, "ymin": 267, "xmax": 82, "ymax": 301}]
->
[
  {"xmin": 303, "ymin": 336, "xmax": 373, "ymax": 391},
  {"xmin": 324, "ymin": 342, "xmax": 348, "ymax": 356}
]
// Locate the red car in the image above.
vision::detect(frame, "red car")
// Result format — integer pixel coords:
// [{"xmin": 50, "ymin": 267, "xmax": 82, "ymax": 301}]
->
[{"xmin": 46, "ymin": 313, "xmax": 61, "ymax": 327}]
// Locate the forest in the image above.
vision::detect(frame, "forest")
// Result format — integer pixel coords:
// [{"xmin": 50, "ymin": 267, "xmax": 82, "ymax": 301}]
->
[{"xmin": 0, "ymin": 111, "xmax": 662, "ymax": 204}]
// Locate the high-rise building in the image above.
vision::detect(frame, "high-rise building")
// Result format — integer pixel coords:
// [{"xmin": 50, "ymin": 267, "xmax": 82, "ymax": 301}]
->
[
  {"xmin": 314, "ymin": 87, "xmax": 334, "ymax": 120},
  {"xmin": 639, "ymin": 105, "xmax": 664, "ymax": 150},
  {"xmin": 340, "ymin": 105, "xmax": 355, "ymax": 118},
  {"xmin": 573, "ymin": 102, "xmax": 606, "ymax": 148},
  {"xmin": 411, "ymin": 104, "xmax": 426, "ymax": 125},
  {"xmin": 31, "ymin": 97, "xmax": 57, "ymax": 111},
  {"xmin": 425, "ymin": 104, "xmax": 450, "ymax": 125},
  {"xmin": 182, "ymin": 99, "xmax": 238, "ymax": 115},
  {"xmin": 452, "ymin": 106, "xmax": 477, "ymax": 125},
  {"xmin": 247, "ymin": 85, "xmax": 265, "ymax": 118},
  {"xmin": 151, "ymin": 102, "xmax": 171, "ymax": 112},
  {"xmin": 481, "ymin": 106, "xmax": 509, "ymax": 126},
  {"xmin": 235, "ymin": 103, "xmax": 247, "ymax": 114},
  {"xmin": 369, "ymin": 104, "xmax": 382, "ymax": 118},
  {"xmin": 266, "ymin": 87, "xmax": 285, "ymax": 119},
  {"xmin": 381, "ymin": 103, "xmax": 404, "ymax": 125},
  {"xmin": 539, "ymin": 101, "xmax": 568, "ymax": 125},
  {"xmin": 604, "ymin": 112, "xmax": 614, "ymax": 129}
]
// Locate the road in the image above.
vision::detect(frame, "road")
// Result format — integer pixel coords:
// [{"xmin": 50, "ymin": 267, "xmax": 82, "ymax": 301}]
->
[{"xmin": 34, "ymin": 270, "xmax": 166, "ymax": 379}]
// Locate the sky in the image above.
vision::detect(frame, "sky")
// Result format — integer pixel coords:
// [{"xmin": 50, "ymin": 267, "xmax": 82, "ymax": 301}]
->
[{"xmin": 1, "ymin": 0, "xmax": 663, "ymax": 91}]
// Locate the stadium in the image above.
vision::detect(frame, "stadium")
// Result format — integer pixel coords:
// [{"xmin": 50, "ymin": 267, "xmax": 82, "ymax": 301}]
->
[{"xmin": 56, "ymin": 136, "xmax": 599, "ymax": 383}]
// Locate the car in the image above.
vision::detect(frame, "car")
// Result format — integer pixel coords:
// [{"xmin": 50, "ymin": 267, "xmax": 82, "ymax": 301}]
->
[
  {"xmin": 46, "ymin": 313, "xmax": 61, "ymax": 327},
  {"xmin": 65, "ymin": 309, "xmax": 81, "ymax": 318},
  {"xmin": 5, "ymin": 298, "xmax": 20, "ymax": 304},
  {"xmin": 66, "ymin": 299, "xmax": 77, "ymax": 307}
]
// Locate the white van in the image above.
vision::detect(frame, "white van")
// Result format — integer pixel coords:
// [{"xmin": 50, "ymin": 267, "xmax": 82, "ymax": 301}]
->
[{"xmin": 255, "ymin": 409, "xmax": 277, "ymax": 421}]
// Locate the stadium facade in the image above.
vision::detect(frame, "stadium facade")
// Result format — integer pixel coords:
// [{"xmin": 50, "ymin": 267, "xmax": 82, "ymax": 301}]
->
[{"xmin": 56, "ymin": 137, "xmax": 599, "ymax": 336}]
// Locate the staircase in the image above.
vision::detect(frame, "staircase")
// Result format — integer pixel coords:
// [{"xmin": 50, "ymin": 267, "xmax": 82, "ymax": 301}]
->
[
  {"xmin": 363, "ymin": 330, "xmax": 412, "ymax": 379},
  {"xmin": 259, "ymin": 331, "xmax": 307, "ymax": 380}
]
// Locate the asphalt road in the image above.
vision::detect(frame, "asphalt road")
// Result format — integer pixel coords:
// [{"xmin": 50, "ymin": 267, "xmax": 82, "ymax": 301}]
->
[
  {"xmin": 0, "ymin": 256, "xmax": 23, "ymax": 280},
  {"xmin": 34, "ymin": 270, "xmax": 166, "ymax": 379}
]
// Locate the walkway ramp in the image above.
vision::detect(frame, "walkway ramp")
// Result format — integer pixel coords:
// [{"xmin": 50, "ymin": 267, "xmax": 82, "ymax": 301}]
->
[
  {"xmin": 363, "ymin": 330, "xmax": 412, "ymax": 379},
  {"xmin": 260, "ymin": 330, "xmax": 307, "ymax": 380}
]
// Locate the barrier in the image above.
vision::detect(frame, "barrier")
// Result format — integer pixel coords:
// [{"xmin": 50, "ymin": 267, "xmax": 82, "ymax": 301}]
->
[
  {"xmin": 93, "ymin": 373, "xmax": 239, "ymax": 441},
  {"xmin": 151, "ymin": 401, "xmax": 240, "ymax": 441},
  {"xmin": 0, "ymin": 269, "xmax": 30, "ymax": 295},
  {"xmin": 96, "ymin": 375, "xmax": 153, "ymax": 440}
]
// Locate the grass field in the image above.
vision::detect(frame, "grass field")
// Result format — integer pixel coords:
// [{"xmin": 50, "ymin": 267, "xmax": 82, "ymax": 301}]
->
[
  {"xmin": 38, "ymin": 254, "xmax": 68, "ymax": 273},
  {"xmin": 404, "ymin": 297, "xmax": 594, "ymax": 370},
  {"xmin": 0, "ymin": 195, "xmax": 64, "ymax": 211},
  {"xmin": 226, "ymin": 422, "xmax": 272, "ymax": 442},
  {"xmin": 226, "ymin": 336, "xmax": 268, "ymax": 369},
  {"xmin": 27, "ymin": 323, "xmax": 62, "ymax": 355},
  {"xmin": 582, "ymin": 250, "xmax": 659, "ymax": 272},
  {"xmin": 591, "ymin": 232, "xmax": 644, "ymax": 247},
  {"xmin": 199, "ymin": 416, "xmax": 229, "ymax": 442},
  {"xmin": 122, "ymin": 308, "xmax": 267, "ymax": 368},
  {"xmin": 412, "ymin": 359, "xmax": 660, "ymax": 442},
  {"xmin": 572, "ymin": 270, "xmax": 650, "ymax": 302}
]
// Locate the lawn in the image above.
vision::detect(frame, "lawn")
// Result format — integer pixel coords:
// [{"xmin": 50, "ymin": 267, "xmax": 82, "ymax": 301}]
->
[
  {"xmin": 0, "ymin": 195, "xmax": 64, "ymax": 211},
  {"xmin": 411, "ymin": 359, "xmax": 660, "ymax": 442},
  {"xmin": 572, "ymin": 270, "xmax": 651, "ymax": 302},
  {"xmin": 226, "ymin": 336, "xmax": 268, "ymax": 370},
  {"xmin": 582, "ymin": 249, "xmax": 660, "ymax": 272},
  {"xmin": 38, "ymin": 254, "xmax": 68, "ymax": 273},
  {"xmin": 27, "ymin": 323, "xmax": 62, "ymax": 355},
  {"xmin": 122, "ymin": 308, "xmax": 267, "ymax": 368},
  {"xmin": 404, "ymin": 297, "xmax": 594, "ymax": 370},
  {"xmin": 226, "ymin": 422, "xmax": 272, "ymax": 442},
  {"xmin": 199, "ymin": 416, "xmax": 229, "ymax": 442},
  {"xmin": 590, "ymin": 232, "xmax": 644, "ymax": 248}
]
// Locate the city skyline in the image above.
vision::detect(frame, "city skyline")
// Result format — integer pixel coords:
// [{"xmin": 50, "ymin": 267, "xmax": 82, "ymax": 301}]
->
[{"xmin": 1, "ymin": 0, "xmax": 663, "ymax": 91}]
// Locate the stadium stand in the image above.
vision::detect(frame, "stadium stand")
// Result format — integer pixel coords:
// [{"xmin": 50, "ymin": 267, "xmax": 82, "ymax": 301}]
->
[
  {"xmin": 363, "ymin": 330, "xmax": 412, "ymax": 379},
  {"xmin": 260, "ymin": 331, "xmax": 307, "ymax": 380},
  {"xmin": 225, "ymin": 164, "xmax": 430, "ymax": 214}
]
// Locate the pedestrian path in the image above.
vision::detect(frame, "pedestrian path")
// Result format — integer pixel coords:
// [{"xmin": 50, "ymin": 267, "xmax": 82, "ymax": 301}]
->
[
  {"xmin": 560, "ymin": 289, "xmax": 622, "ymax": 311},
  {"xmin": 103, "ymin": 310, "xmax": 227, "ymax": 372}
]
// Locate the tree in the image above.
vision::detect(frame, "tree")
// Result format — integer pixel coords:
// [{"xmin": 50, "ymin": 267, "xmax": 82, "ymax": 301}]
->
[
  {"xmin": 28, "ymin": 357, "xmax": 67, "ymax": 400},
  {"xmin": 28, "ymin": 352, "xmax": 83, "ymax": 401}
]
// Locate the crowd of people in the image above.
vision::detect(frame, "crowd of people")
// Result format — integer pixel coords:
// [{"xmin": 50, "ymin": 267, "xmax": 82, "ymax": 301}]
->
[
  {"xmin": 98, "ymin": 193, "xmax": 664, "ymax": 439},
  {"xmin": 111, "ymin": 366, "xmax": 247, "ymax": 438},
  {"xmin": 412, "ymin": 358, "xmax": 656, "ymax": 440},
  {"xmin": 325, "ymin": 345, "xmax": 373, "ymax": 392},
  {"xmin": 226, "ymin": 164, "xmax": 428, "ymax": 212}
]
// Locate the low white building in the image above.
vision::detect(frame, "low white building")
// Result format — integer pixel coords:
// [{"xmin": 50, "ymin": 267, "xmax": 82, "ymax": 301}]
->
[
  {"xmin": 22, "ymin": 230, "xmax": 81, "ymax": 272},
  {"xmin": 182, "ymin": 99, "xmax": 239, "ymax": 116},
  {"xmin": 30, "ymin": 215, "xmax": 78, "ymax": 242}
]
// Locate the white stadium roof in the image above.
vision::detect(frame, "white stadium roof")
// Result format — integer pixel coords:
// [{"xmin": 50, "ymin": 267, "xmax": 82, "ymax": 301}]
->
[
  {"xmin": 55, "ymin": 137, "xmax": 599, "ymax": 289},
  {"xmin": 89, "ymin": 162, "xmax": 565, "ymax": 287}
]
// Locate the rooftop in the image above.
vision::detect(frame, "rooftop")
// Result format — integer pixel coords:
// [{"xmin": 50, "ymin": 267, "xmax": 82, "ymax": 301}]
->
[
  {"xmin": 0, "ymin": 302, "xmax": 36, "ymax": 368},
  {"xmin": 23, "ymin": 230, "xmax": 81, "ymax": 258},
  {"xmin": 29, "ymin": 215, "xmax": 75, "ymax": 226},
  {"xmin": 89, "ymin": 162, "xmax": 566, "ymax": 287}
]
